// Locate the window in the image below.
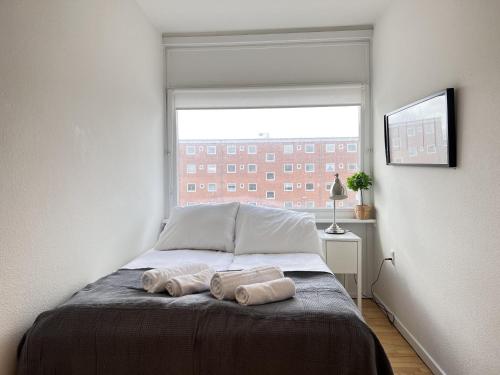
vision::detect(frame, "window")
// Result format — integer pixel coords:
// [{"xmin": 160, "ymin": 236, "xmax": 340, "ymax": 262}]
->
[
  {"xmin": 283, "ymin": 163, "xmax": 293, "ymax": 173},
  {"xmin": 284, "ymin": 201, "xmax": 293, "ymax": 209},
  {"xmin": 409, "ymin": 147, "xmax": 418, "ymax": 157},
  {"xmin": 326, "ymin": 201, "xmax": 334, "ymax": 208},
  {"xmin": 424, "ymin": 122, "xmax": 435, "ymax": 134},
  {"xmin": 427, "ymin": 144, "xmax": 437, "ymax": 154},
  {"xmin": 283, "ymin": 144, "xmax": 294, "ymax": 154},
  {"xmin": 305, "ymin": 144, "xmax": 315, "ymax": 153},
  {"xmin": 187, "ymin": 183, "xmax": 196, "ymax": 192},
  {"xmin": 247, "ymin": 145, "xmax": 257, "ymax": 154},
  {"xmin": 325, "ymin": 183, "xmax": 332, "ymax": 191},
  {"xmin": 266, "ymin": 153, "xmax": 275, "ymax": 162},
  {"xmin": 207, "ymin": 145, "xmax": 217, "ymax": 155},
  {"xmin": 347, "ymin": 143, "xmax": 357, "ymax": 152},
  {"xmin": 347, "ymin": 163, "xmax": 358, "ymax": 172},
  {"xmin": 407, "ymin": 127, "xmax": 415, "ymax": 137},
  {"xmin": 186, "ymin": 164, "xmax": 196, "ymax": 174},
  {"xmin": 247, "ymin": 164, "xmax": 257, "ymax": 173},
  {"xmin": 325, "ymin": 163, "xmax": 335, "ymax": 172},
  {"xmin": 305, "ymin": 163, "xmax": 315, "ymax": 173},
  {"xmin": 176, "ymin": 103, "xmax": 362, "ymax": 209}
]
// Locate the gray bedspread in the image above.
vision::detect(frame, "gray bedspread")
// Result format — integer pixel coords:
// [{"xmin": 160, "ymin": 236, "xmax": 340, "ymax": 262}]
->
[{"xmin": 17, "ymin": 270, "xmax": 393, "ymax": 375}]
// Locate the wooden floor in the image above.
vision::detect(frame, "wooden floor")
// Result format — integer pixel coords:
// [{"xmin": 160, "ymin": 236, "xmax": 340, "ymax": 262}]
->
[{"xmin": 363, "ymin": 299, "xmax": 432, "ymax": 375}]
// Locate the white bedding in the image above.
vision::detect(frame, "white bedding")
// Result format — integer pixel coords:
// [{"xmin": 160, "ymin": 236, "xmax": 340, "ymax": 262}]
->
[
  {"xmin": 122, "ymin": 249, "xmax": 332, "ymax": 274},
  {"xmin": 122, "ymin": 249, "xmax": 234, "ymax": 271}
]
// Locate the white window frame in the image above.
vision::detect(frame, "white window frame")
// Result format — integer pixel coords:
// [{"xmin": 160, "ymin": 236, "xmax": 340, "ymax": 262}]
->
[
  {"xmin": 305, "ymin": 144, "xmax": 315, "ymax": 153},
  {"xmin": 305, "ymin": 163, "xmax": 315, "ymax": 173},
  {"xmin": 207, "ymin": 145, "xmax": 217, "ymax": 155},
  {"xmin": 266, "ymin": 191, "xmax": 275, "ymax": 200},
  {"xmin": 266, "ymin": 172, "xmax": 275, "ymax": 181},
  {"xmin": 227, "ymin": 183, "xmax": 237, "ymax": 192},
  {"xmin": 283, "ymin": 183, "xmax": 293, "ymax": 192},
  {"xmin": 283, "ymin": 163, "xmax": 293, "ymax": 173},
  {"xmin": 265, "ymin": 153, "xmax": 275, "ymax": 162},
  {"xmin": 247, "ymin": 164, "xmax": 257, "ymax": 173},
  {"xmin": 187, "ymin": 183, "xmax": 196, "ymax": 192},
  {"xmin": 325, "ymin": 163, "xmax": 335, "ymax": 172},
  {"xmin": 326, "ymin": 144, "xmax": 335, "ymax": 153},
  {"xmin": 305, "ymin": 183, "xmax": 315, "ymax": 191},
  {"xmin": 347, "ymin": 143, "xmax": 357, "ymax": 153},
  {"xmin": 347, "ymin": 163, "xmax": 358, "ymax": 172},
  {"xmin": 186, "ymin": 164, "xmax": 197, "ymax": 174},
  {"xmin": 207, "ymin": 183, "xmax": 217, "ymax": 192},
  {"xmin": 185, "ymin": 145, "xmax": 196, "ymax": 155},
  {"xmin": 166, "ymin": 83, "xmax": 370, "ymax": 221},
  {"xmin": 227, "ymin": 145, "xmax": 237, "ymax": 155},
  {"xmin": 207, "ymin": 164, "xmax": 217, "ymax": 173},
  {"xmin": 248, "ymin": 183, "xmax": 257, "ymax": 192},
  {"xmin": 227, "ymin": 164, "xmax": 236, "ymax": 173},
  {"xmin": 283, "ymin": 144, "xmax": 294, "ymax": 154},
  {"xmin": 247, "ymin": 145, "xmax": 257, "ymax": 154}
]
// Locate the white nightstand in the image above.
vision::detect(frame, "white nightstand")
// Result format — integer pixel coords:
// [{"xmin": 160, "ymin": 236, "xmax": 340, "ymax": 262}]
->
[{"xmin": 318, "ymin": 230, "xmax": 363, "ymax": 312}]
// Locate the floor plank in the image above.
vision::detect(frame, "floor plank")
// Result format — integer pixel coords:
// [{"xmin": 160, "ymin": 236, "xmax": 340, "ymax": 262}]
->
[{"xmin": 362, "ymin": 299, "xmax": 433, "ymax": 375}]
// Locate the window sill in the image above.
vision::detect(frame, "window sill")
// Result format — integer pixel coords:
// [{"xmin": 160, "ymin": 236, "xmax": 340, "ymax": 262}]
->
[{"xmin": 314, "ymin": 218, "xmax": 376, "ymax": 224}]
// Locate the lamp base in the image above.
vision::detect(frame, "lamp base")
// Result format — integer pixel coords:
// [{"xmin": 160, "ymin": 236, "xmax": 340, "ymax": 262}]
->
[{"xmin": 325, "ymin": 224, "xmax": 346, "ymax": 235}]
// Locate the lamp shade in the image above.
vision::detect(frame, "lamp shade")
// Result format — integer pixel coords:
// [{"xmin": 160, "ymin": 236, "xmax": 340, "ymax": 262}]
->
[{"xmin": 329, "ymin": 173, "xmax": 348, "ymax": 200}]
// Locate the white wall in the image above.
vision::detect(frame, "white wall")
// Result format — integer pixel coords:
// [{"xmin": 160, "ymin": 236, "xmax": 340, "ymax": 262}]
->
[
  {"xmin": 372, "ymin": 1, "xmax": 500, "ymax": 374},
  {"xmin": 0, "ymin": 1, "xmax": 164, "ymax": 373}
]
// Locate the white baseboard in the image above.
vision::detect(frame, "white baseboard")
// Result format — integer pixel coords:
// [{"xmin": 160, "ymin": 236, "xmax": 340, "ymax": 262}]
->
[{"xmin": 372, "ymin": 293, "xmax": 446, "ymax": 375}]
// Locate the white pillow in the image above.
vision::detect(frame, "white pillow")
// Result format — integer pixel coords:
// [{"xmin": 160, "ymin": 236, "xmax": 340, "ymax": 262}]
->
[
  {"xmin": 154, "ymin": 202, "xmax": 240, "ymax": 252},
  {"xmin": 234, "ymin": 204, "xmax": 321, "ymax": 255}
]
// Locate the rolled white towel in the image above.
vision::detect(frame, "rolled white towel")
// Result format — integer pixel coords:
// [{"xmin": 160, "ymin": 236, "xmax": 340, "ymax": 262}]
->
[
  {"xmin": 165, "ymin": 268, "xmax": 215, "ymax": 297},
  {"xmin": 142, "ymin": 263, "xmax": 209, "ymax": 293},
  {"xmin": 210, "ymin": 266, "xmax": 284, "ymax": 300},
  {"xmin": 235, "ymin": 277, "xmax": 296, "ymax": 306}
]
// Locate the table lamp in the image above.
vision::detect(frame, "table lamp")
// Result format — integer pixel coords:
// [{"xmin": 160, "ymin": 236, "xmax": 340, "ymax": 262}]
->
[{"xmin": 325, "ymin": 173, "xmax": 348, "ymax": 234}]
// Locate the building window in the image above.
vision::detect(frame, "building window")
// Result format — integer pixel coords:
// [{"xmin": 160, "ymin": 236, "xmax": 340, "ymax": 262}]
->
[
  {"xmin": 266, "ymin": 172, "xmax": 275, "ymax": 181},
  {"xmin": 176, "ymin": 105, "xmax": 362, "ymax": 209},
  {"xmin": 347, "ymin": 143, "xmax": 357, "ymax": 153},
  {"xmin": 305, "ymin": 163, "xmax": 315, "ymax": 173},
  {"xmin": 347, "ymin": 163, "xmax": 358, "ymax": 172},
  {"xmin": 306, "ymin": 201, "xmax": 315, "ymax": 209},
  {"xmin": 207, "ymin": 145, "xmax": 217, "ymax": 155},
  {"xmin": 326, "ymin": 201, "xmax": 334, "ymax": 208},
  {"xmin": 284, "ymin": 201, "xmax": 293, "ymax": 209},
  {"xmin": 407, "ymin": 127, "xmax": 415, "ymax": 137},
  {"xmin": 409, "ymin": 146, "xmax": 418, "ymax": 157},
  {"xmin": 305, "ymin": 144, "xmax": 315, "ymax": 153},
  {"xmin": 424, "ymin": 123, "xmax": 435, "ymax": 134},
  {"xmin": 325, "ymin": 183, "xmax": 332, "ymax": 191},
  {"xmin": 427, "ymin": 144, "xmax": 437, "ymax": 154},
  {"xmin": 186, "ymin": 164, "xmax": 196, "ymax": 174},
  {"xmin": 283, "ymin": 163, "xmax": 293, "ymax": 173},
  {"xmin": 187, "ymin": 183, "xmax": 196, "ymax": 192},
  {"xmin": 247, "ymin": 145, "xmax": 257, "ymax": 154},
  {"xmin": 283, "ymin": 144, "xmax": 294, "ymax": 154},
  {"xmin": 325, "ymin": 163, "xmax": 335, "ymax": 172},
  {"xmin": 248, "ymin": 202, "xmax": 257, "ymax": 206}
]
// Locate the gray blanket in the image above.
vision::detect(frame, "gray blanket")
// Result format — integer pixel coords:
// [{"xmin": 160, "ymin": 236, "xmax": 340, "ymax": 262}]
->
[{"xmin": 17, "ymin": 270, "xmax": 392, "ymax": 375}]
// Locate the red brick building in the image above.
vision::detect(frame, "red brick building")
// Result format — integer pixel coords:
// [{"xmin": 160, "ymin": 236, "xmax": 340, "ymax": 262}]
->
[{"xmin": 178, "ymin": 137, "xmax": 360, "ymax": 209}]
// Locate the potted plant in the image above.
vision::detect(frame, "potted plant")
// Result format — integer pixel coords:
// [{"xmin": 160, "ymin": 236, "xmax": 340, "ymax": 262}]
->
[{"xmin": 346, "ymin": 171, "xmax": 373, "ymax": 220}]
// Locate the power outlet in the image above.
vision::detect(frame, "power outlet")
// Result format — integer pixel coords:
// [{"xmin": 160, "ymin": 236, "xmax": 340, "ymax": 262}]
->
[{"xmin": 390, "ymin": 250, "xmax": 396, "ymax": 266}]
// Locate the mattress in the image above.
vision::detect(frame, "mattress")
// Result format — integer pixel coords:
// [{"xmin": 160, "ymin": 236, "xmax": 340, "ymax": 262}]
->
[{"xmin": 17, "ymin": 269, "xmax": 392, "ymax": 375}]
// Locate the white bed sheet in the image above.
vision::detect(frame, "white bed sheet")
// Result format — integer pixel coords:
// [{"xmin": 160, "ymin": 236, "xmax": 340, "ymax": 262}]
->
[
  {"xmin": 229, "ymin": 253, "xmax": 332, "ymax": 274},
  {"xmin": 122, "ymin": 249, "xmax": 332, "ymax": 274},
  {"xmin": 121, "ymin": 249, "xmax": 234, "ymax": 271}
]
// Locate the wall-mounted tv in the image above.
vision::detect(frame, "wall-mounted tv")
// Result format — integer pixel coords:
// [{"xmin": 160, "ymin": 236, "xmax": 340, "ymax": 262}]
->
[{"xmin": 384, "ymin": 88, "xmax": 456, "ymax": 167}]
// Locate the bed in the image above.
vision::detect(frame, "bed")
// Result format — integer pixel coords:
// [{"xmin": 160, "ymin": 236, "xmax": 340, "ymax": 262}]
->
[{"xmin": 17, "ymin": 204, "xmax": 392, "ymax": 374}]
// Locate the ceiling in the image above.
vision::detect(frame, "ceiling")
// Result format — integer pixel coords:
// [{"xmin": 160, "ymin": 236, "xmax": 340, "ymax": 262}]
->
[{"xmin": 135, "ymin": 0, "xmax": 392, "ymax": 35}]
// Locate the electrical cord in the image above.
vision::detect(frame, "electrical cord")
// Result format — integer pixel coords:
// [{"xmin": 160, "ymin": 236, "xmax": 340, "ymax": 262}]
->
[{"xmin": 370, "ymin": 258, "xmax": 395, "ymax": 325}]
